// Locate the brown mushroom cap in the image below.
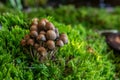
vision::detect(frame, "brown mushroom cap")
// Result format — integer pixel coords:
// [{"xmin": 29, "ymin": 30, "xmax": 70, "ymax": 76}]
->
[
  {"xmin": 24, "ymin": 34, "xmax": 30, "ymax": 40},
  {"xmin": 32, "ymin": 18, "xmax": 39, "ymax": 22},
  {"xmin": 56, "ymin": 40, "xmax": 64, "ymax": 47},
  {"xmin": 38, "ymin": 19, "xmax": 48, "ymax": 31},
  {"xmin": 39, "ymin": 31, "xmax": 46, "ymax": 35},
  {"xmin": 46, "ymin": 30, "xmax": 56, "ymax": 40},
  {"xmin": 30, "ymin": 31, "xmax": 38, "ymax": 37},
  {"xmin": 46, "ymin": 40, "xmax": 55, "ymax": 50},
  {"xmin": 41, "ymin": 18, "xmax": 48, "ymax": 23},
  {"xmin": 37, "ymin": 34, "xmax": 46, "ymax": 41},
  {"xmin": 27, "ymin": 39, "xmax": 34, "ymax": 46},
  {"xmin": 31, "ymin": 18, "xmax": 39, "ymax": 25},
  {"xmin": 34, "ymin": 43, "xmax": 40, "ymax": 49},
  {"xmin": 59, "ymin": 33, "xmax": 68, "ymax": 44},
  {"xmin": 37, "ymin": 47, "xmax": 47, "ymax": 57},
  {"xmin": 21, "ymin": 39, "xmax": 26, "ymax": 46},
  {"xmin": 45, "ymin": 22, "xmax": 55, "ymax": 31},
  {"xmin": 30, "ymin": 25, "xmax": 38, "ymax": 31},
  {"xmin": 60, "ymin": 33, "xmax": 68, "ymax": 38},
  {"xmin": 60, "ymin": 36, "xmax": 68, "ymax": 44}
]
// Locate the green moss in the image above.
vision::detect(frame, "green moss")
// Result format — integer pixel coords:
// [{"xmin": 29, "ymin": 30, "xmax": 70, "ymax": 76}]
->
[{"xmin": 0, "ymin": 13, "xmax": 115, "ymax": 79}]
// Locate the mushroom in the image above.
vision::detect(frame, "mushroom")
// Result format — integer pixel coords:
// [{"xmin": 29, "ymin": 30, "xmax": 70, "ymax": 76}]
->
[
  {"xmin": 60, "ymin": 33, "xmax": 68, "ymax": 44},
  {"xmin": 59, "ymin": 36, "xmax": 68, "ymax": 44},
  {"xmin": 46, "ymin": 40, "xmax": 55, "ymax": 50},
  {"xmin": 37, "ymin": 34, "xmax": 46, "ymax": 41},
  {"xmin": 30, "ymin": 25, "xmax": 38, "ymax": 31},
  {"xmin": 55, "ymin": 28, "xmax": 59, "ymax": 38},
  {"xmin": 24, "ymin": 34, "xmax": 30, "ymax": 40},
  {"xmin": 37, "ymin": 47, "xmax": 47, "ymax": 57},
  {"xmin": 31, "ymin": 18, "xmax": 39, "ymax": 25},
  {"xmin": 38, "ymin": 19, "xmax": 48, "ymax": 31},
  {"xmin": 46, "ymin": 30, "xmax": 56, "ymax": 40},
  {"xmin": 27, "ymin": 39, "xmax": 34, "ymax": 46},
  {"xmin": 45, "ymin": 22, "xmax": 55, "ymax": 31},
  {"xmin": 30, "ymin": 31, "xmax": 38, "ymax": 37},
  {"xmin": 41, "ymin": 18, "xmax": 48, "ymax": 23},
  {"xmin": 21, "ymin": 39, "xmax": 26, "ymax": 46},
  {"xmin": 34, "ymin": 43, "xmax": 40, "ymax": 49},
  {"xmin": 39, "ymin": 31, "xmax": 46, "ymax": 35},
  {"xmin": 56, "ymin": 40, "xmax": 64, "ymax": 47},
  {"xmin": 60, "ymin": 33, "xmax": 68, "ymax": 38}
]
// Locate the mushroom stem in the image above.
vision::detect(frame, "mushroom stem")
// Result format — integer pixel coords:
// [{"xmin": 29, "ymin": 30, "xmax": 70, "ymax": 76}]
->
[
  {"xmin": 36, "ymin": 52, "xmax": 40, "ymax": 61},
  {"xmin": 51, "ymin": 47, "xmax": 58, "ymax": 59},
  {"xmin": 42, "ymin": 41, "xmax": 45, "ymax": 47},
  {"xmin": 30, "ymin": 46, "xmax": 34, "ymax": 59},
  {"xmin": 33, "ymin": 48, "xmax": 37, "ymax": 58},
  {"xmin": 50, "ymin": 50, "xmax": 54, "ymax": 59},
  {"xmin": 48, "ymin": 47, "xmax": 58, "ymax": 60},
  {"xmin": 39, "ymin": 41, "xmax": 43, "ymax": 46},
  {"xmin": 23, "ymin": 47, "xmax": 29, "ymax": 55}
]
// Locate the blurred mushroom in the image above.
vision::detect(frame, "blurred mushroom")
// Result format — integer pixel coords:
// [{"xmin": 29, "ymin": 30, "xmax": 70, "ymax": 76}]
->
[
  {"xmin": 37, "ymin": 47, "xmax": 47, "ymax": 57},
  {"xmin": 46, "ymin": 40, "xmax": 55, "ymax": 50},
  {"xmin": 37, "ymin": 34, "xmax": 46, "ymax": 41},
  {"xmin": 45, "ymin": 22, "xmax": 55, "ymax": 31},
  {"xmin": 21, "ymin": 39, "xmax": 26, "ymax": 46},
  {"xmin": 56, "ymin": 40, "xmax": 64, "ymax": 47},
  {"xmin": 34, "ymin": 43, "xmax": 40, "ymax": 49},
  {"xmin": 46, "ymin": 30, "xmax": 56, "ymax": 40},
  {"xmin": 30, "ymin": 31, "xmax": 38, "ymax": 37},
  {"xmin": 27, "ymin": 39, "xmax": 34, "ymax": 46},
  {"xmin": 31, "ymin": 18, "xmax": 39, "ymax": 25},
  {"xmin": 38, "ymin": 19, "xmax": 48, "ymax": 31},
  {"xmin": 60, "ymin": 34, "xmax": 68, "ymax": 44},
  {"xmin": 55, "ymin": 28, "xmax": 59, "ymax": 38},
  {"xmin": 105, "ymin": 33, "xmax": 120, "ymax": 51},
  {"xmin": 24, "ymin": 34, "xmax": 30, "ymax": 40},
  {"xmin": 60, "ymin": 33, "xmax": 68, "ymax": 38},
  {"xmin": 30, "ymin": 25, "xmax": 38, "ymax": 31},
  {"xmin": 39, "ymin": 31, "xmax": 46, "ymax": 35}
]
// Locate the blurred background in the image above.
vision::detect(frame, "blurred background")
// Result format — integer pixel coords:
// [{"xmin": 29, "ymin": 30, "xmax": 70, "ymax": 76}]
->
[
  {"xmin": 0, "ymin": 0, "xmax": 120, "ymax": 10},
  {"xmin": 1, "ymin": 0, "xmax": 120, "ymax": 30},
  {"xmin": 1, "ymin": 0, "xmax": 120, "ymax": 9}
]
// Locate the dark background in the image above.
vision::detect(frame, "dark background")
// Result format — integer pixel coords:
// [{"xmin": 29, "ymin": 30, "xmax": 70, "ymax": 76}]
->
[{"xmin": 1, "ymin": 0, "xmax": 120, "ymax": 8}]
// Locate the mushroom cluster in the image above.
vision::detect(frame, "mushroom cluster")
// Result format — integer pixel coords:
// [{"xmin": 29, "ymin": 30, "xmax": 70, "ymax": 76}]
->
[{"xmin": 21, "ymin": 18, "xmax": 68, "ymax": 61}]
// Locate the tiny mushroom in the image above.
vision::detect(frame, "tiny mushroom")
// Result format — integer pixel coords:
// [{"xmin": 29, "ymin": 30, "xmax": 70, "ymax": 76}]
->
[
  {"xmin": 38, "ymin": 19, "xmax": 48, "ymax": 31},
  {"xmin": 30, "ymin": 25, "xmax": 38, "ymax": 31},
  {"xmin": 46, "ymin": 30, "xmax": 56, "ymax": 40},
  {"xmin": 27, "ymin": 39, "xmax": 34, "ymax": 46},
  {"xmin": 60, "ymin": 33, "xmax": 68, "ymax": 44},
  {"xmin": 60, "ymin": 36, "xmax": 68, "ymax": 44},
  {"xmin": 21, "ymin": 39, "xmax": 26, "ymax": 46},
  {"xmin": 55, "ymin": 28, "xmax": 59, "ymax": 38},
  {"xmin": 45, "ymin": 22, "xmax": 55, "ymax": 31},
  {"xmin": 30, "ymin": 30, "xmax": 38, "ymax": 37},
  {"xmin": 37, "ymin": 47, "xmax": 47, "ymax": 57},
  {"xmin": 60, "ymin": 33, "xmax": 68, "ymax": 38},
  {"xmin": 37, "ymin": 34, "xmax": 46, "ymax": 41},
  {"xmin": 56, "ymin": 40, "xmax": 64, "ymax": 47},
  {"xmin": 46, "ymin": 40, "xmax": 55, "ymax": 50},
  {"xmin": 31, "ymin": 18, "xmax": 39, "ymax": 25},
  {"xmin": 34, "ymin": 43, "xmax": 40, "ymax": 49},
  {"xmin": 39, "ymin": 31, "xmax": 46, "ymax": 35},
  {"xmin": 24, "ymin": 34, "xmax": 30, "ymax": 40}
]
